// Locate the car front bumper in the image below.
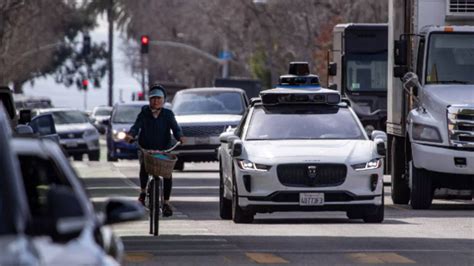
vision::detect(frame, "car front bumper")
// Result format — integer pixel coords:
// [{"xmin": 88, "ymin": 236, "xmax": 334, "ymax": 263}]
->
[{"xmin": 412, "ymin": 142, "xmax": 474, "ymax": 175}]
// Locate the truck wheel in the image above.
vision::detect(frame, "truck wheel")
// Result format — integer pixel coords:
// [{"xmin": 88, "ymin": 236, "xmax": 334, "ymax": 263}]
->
[
  {"xmin": 410, "ymin": 161, "xmax": 433, "ymax": 209},
  {"xmin": 219, "ymin": 162, "xmax": 232, "ymax": 220},
  {"xmin": 174, "ymin": 159, "xmax": 184, "ymax": 171},
  {"xmin": 391, "ymin": 136, "xmax": 410, "ymax": 204},
  {"xmin": 88, "ymin": 150, "xmax": 100, "ymax": 161},
  {"xmin": 73, "ymin": 154, "xmax": 83, "ymax": 161},
  {"xmin": 231, "ymin": 170, "xmax": 254, "ymax": 224}
]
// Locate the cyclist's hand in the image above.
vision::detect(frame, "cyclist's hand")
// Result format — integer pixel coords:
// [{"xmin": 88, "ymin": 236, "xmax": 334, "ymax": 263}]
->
[
  {"xmin": 179, "ymin": 137, "xmax": 185, "ymax": 145},
  {"xmin": 125, "ymin": 134, "xmax": 134, "ymax": 144}
]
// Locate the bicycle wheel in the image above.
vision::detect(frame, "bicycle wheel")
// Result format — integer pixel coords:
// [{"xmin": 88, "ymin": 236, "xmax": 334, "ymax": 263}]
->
[
  {"xmin": 147, "ymin": 177, "xmax": 155, "ymax": 235},
  {"xmin": 153, "ymin": 176, "xmax": 160, "ymax": 236}
]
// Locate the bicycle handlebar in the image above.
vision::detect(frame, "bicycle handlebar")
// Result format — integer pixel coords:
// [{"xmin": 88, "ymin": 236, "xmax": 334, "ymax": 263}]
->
[{"xmin": 139, "ymin": 141, "xmax": 181, "ymax": 154}]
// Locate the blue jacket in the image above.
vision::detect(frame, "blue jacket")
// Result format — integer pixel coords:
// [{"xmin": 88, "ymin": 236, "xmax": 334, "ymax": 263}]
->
[{"xmin": 128, "ymin": 106, "xmax": 182, "ymax": 150}]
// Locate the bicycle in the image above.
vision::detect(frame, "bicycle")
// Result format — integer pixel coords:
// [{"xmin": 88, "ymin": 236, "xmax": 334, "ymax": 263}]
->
[{"xmin": 140, "ymin": 141, "xmax": 181, "ymax": 236}]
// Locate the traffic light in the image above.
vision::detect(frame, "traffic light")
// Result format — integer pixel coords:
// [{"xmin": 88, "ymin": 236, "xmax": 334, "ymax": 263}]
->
[
  {"xmin": 82, "ymin": 79, "xmax": 89, "ymax": 91},
  {"xmin": 140, "ymin": 35, "xmax": 149, "ymax": 54},
  {"xmin": 83, "ymin": 35, "xmax": 91, "ymax": 56}
]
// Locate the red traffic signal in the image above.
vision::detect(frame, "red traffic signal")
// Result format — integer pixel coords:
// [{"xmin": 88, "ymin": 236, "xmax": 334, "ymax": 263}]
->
[
  {"xmin": 82, "ymin": 79, "xmax": 89, "ymax": 90},
  {"xmin": 140, "ymin": 35, "xmax": 149, "ymax": 54}
]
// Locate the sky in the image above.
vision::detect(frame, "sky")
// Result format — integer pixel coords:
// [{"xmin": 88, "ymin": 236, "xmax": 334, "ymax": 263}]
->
[{"xmin": 22, "ymin": 15, "xmax": 141, "ymax": 111}]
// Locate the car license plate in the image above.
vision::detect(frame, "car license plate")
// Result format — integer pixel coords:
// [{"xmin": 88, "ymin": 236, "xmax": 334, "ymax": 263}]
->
[
  {"xmin": 299, "ymin": 193, "xmax": 324, "ymax": 206},
  {"xmin": 66, "ymin": 141, "xmax": 78, "ymax": 148},
  {"xmin": 195, "ymin": 137, "xmax": 210, "ymax": 145}
]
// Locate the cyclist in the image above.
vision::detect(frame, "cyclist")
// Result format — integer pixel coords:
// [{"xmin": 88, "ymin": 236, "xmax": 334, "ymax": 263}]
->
[{"xmin": 125, "ymin": 84, "xmax": 184, "ymax": 217}]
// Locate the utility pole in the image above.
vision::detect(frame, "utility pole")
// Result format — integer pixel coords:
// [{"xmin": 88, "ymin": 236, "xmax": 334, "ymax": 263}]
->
[{"xmin": 107, "ymin": 0, "xmax": 114, "ymax": 106}]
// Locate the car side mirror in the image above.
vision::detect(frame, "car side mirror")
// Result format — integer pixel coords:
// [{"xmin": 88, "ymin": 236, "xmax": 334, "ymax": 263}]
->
[
  {"xmin": 231, "ymin": 139, "xmax": 243, "ymax": 157},
  {"xmin": 328, "ymin": 62, "xmax": 337, "ymax": 76},
  {"xmin": 15, "ymin": 124, "xmax": 34, "ymax": 135},
  {"xmin": 29, "ymin": 113, "xmax": 57, "ymax": 136},
  {"xmin": 104, "ymin": 199, "xmax": 145, "ymax": 225},
  {"xmin": 102, "ymin": 119, "xmax": 110, "ymax": 126},
  {"xmin": 375, "ymin": 139, "xmax": 386, "ymax": 156},
  {"xmin": 371, "ymin": 130, "xmax": 387, "ymax": 142},
  {"xmin": 219, "ymin": 131, "xmax": 236, "ymax": 143},
  {"xmin": 394, "ymin": 39, "xmax": 408, "ymax": 66},
  {"xmin": 402, "ymin": 72, "xmax": 422, "ymax": 90},
  {"xmin": 328, "ymin": 83, "xmax": 337, "ymax": 91}
]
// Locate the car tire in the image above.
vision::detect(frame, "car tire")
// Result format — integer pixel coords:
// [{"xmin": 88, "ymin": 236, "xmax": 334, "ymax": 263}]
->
[
  {"xmin": 107, "ymin": 152, "xmax": 118, "ymax": 162},
  {"xmin": 346, "ymin": 209, "xmax": 363, "ymax": 220},
  {"xmin": 73, "ymin": 154, "xmax": 83, "ymax": 161},
  {"xmin": 231, "ymin": 170, "xmax": 254, "ymax": 224},
  {"xmin": 89, "ymin": 150, "xmax": 100, "ymax": 161},
  {"xmin": 174, "ymin": 159, "xmax": 184, "ymax": 171},
  {"xmin": 391, "ymin": 136, "xmax": 410, "ymax": 204},
  {"xmin": 363, "ymin": 190, "xmax": 384, "ymax": 223},
  {"xmin": 219, "ymin": 163, "xmax": 232, "ymax": 220},
  {"xmin": 410, "ymin": 161, "xmax": 433, "ymax": 210}
]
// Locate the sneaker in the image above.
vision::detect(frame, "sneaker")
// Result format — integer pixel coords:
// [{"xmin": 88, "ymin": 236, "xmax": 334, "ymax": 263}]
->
[
  {"xmin": 138, "ymin": 192, "xmax": 146, "ymax": 206},
  {"xmin": 163, "ymin": 203, "xmax": 173, "ymax": 217}
]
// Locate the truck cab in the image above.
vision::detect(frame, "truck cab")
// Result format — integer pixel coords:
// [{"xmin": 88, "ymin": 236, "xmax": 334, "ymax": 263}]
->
[{"xmin": 388, "ymin": 0, "xmax": 474, "ymax": 209}]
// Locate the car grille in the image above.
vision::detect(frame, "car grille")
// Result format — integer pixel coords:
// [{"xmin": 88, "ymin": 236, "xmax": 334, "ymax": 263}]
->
[
  {"xmin": 447, "ymin": 105, "xmax": 474, "ymax": 148},
  {"xmin": 277, "ymin": 164, "xmax": 347, "ymax": 187},
  {"xmin": 181, "ymin": 125, "xmax": 228, "ymax": 137},
  {"xmin": 59, "ymin": 132, "xmax": 83, "ymax": 139}
]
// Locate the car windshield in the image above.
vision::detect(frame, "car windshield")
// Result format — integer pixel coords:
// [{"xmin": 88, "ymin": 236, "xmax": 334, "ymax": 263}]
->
[
  {"xmin": 426, "ymin": 33, "xmax": 474, "ymax": 84},
  {"xmin": 246, "ymin": 106, "xmax": 365, "ymax": 140},
  {"xmin": 173, "ymin": 91, "xmax": 244, "ymax": 115},
  {"xmin": 94, "ymin": 108, "xmax": 111, "ymax": 116},
  {"xmin": 112, "ymin": 105, "xmax": 144, "ymax": 123},
  {"xmin": 51, "ymin": 110, "xmax": 89, "ymax": 125},
  {"xmin": 345, "ymin": 52, "xmax": 387, "ymax": 92}
]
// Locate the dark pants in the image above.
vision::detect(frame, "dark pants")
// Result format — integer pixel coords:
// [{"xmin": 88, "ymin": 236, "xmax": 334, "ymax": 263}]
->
[{"xmin": 139, "ymin": 151, "xmax": 172, "ymax": 201}]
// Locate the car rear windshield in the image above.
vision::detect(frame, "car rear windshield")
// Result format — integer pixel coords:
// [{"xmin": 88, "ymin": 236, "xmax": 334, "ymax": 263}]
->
[
  {"xmin": 51, "ymin": 110, "xmax": 89, "ymax": 125},
  {"xmin": 112, "ymin": 105, "xmax": 143, "ymax": 123},
  {"xmin": 246, "ymin": 106, "xmax": 365, "ymax": 140},
  {"xmin": 173, "ymin": 91, "xmax": 244, "ymax": 115}
]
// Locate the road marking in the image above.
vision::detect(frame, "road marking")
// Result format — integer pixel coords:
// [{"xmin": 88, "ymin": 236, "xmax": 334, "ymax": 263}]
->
[
  {"xmin": 124, "ymin": 252, "xmax": 154, "ymax": 263},
  {"xmin": 348, "ymin": 253, "xmax": 415, "ymax": 264},
  {"xmin": 246, "ymin": 253, "xmax": 289, "ymax": 264}
]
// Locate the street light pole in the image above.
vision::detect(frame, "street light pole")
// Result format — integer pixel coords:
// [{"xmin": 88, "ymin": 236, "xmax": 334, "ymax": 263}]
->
[{"xmin": 107, "ymin": 0, "xmax": 114, "ymax": 107}]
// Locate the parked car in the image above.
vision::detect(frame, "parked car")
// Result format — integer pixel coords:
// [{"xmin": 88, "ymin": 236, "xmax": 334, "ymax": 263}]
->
[
  {"xmin": 33, "ymin": 108, "xmax": 100, "ymax": 161},
  {"xmin": 218, "ymin": 77, "xmax": 385, "ymax": 224},
  {"xmin": 106, "ymin": 101, "xmax": 147, "ymax": 161},
  {"xmin": 91, "ymin": 106, "xmax": 113, "ymax": 134},
  {"xmin": 171, "ymin": 87, "xmax": 248, "ymax": 170},
  {"xmin": 0, "ymin": 105, "xmax": 144, "ymax": 265}
]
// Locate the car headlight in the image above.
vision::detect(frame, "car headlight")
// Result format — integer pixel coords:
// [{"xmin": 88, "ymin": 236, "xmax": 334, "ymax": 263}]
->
[
  {"xmin": 113, "ymin": 131, "xmax": 127, "ymax": 141},
  {"xmin": 83, "ymin": 129, "xmax": 98, "ymax": 137},
  {"xmin": 237, "ymin": 159, "xmax": 271, "ymax": 171},
  {"xmin": 412, "ymin": 123, "xmax": 442, "ymax": 143},
  {"xmin": 351, "ymin": 158, "xmax": 382, "ymax": 171}
]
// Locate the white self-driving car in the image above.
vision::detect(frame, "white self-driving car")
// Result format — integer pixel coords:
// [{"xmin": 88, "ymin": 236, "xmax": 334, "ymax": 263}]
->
[{"xmin": 218, "ymin": 70, "xmax": 386, "ymax": 224}]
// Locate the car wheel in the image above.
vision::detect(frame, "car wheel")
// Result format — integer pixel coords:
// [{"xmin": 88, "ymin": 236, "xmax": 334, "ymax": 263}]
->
[
  {"xmin": 219, "ymin": 162, "xmax": 232, "ymax": 220},
  {"xmin": 89, "ymin": 150, "xmax": 100, "ymax": 161},
  {"xmin": 391, "ymin": 136, "xmax": 410, "ymax": 204},
  {"xmin": 107, "ymin": 152, "xmax": 118, "ymax": 162},
  {"xmin": 363, "ymin": 190, "xmax": 384, "ymax": 223},
  {"xmin": 346, "ymin": 209, "xmax": 363, "ymax": 220},
  {"xmin": 231, "ymin": 169, "xmax": 254, "ymax": 224},
  {"xmin": 73, "ymin": 154, "xmax": 83, "ymax": 161},
  {"xmin": 174, "ymin": 159, "xmax": 184, "ymax": 171},
  {"xmin": 410, "ymin": 161, "xmax": 433, "ymax": 210}
]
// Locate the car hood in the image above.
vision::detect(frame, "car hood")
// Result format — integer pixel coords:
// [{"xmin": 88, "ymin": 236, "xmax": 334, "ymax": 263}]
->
[
  {"xmin": 423, "ymin": 84, "xmax": 474, "ymax": 108},
  {"xmin": 243, "ymin": 139, "xmax": 376, "ymax": 164},
  {"xmin": 55, "ymin": 123, "xmax": 95, "ymax": 133},
  {"xmin": 176, "ymin": 114, "xmax": 242, "ymax": 125}
]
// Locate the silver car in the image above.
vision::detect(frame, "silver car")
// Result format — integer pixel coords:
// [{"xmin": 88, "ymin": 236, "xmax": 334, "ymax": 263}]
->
[
  {"xmin": 171, "ymin": 88, "xmax": 248, "ymax": 170},
  {"xmin": 33, "ymin": 108, "xmax": 100, "ymax": 161}
]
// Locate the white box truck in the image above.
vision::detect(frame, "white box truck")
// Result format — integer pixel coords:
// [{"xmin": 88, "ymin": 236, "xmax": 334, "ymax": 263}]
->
[{"xmin": 388, "ymin": 0, "xmax": 474, "ymax": 209}]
